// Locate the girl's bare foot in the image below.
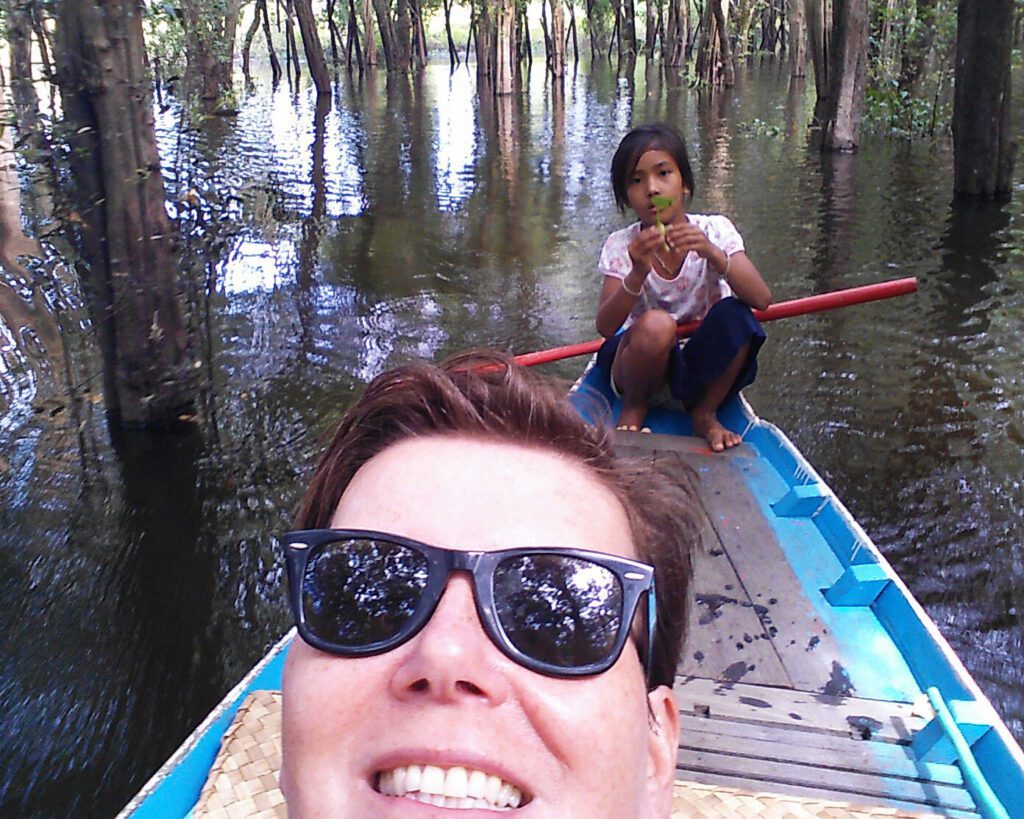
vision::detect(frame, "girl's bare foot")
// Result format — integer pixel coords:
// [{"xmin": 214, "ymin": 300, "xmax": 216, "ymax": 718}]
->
[
  {"xmin": 616, "ymin": 404, "xmax": 648, "ymax": 431},
  {"xmin": 692, "ymin": 409, "xmax": 742, "ymax": 453}
]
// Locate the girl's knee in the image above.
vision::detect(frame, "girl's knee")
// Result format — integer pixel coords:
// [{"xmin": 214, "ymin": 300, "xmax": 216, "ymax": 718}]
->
[{"xmin": 631, "ymin": 310, "xmax": 677, "ymax": 349}]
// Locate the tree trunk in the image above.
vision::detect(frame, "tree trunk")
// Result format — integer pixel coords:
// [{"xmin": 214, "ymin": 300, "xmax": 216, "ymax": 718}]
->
[
  {"xmin": 878, "ymin": 0, "xmax": 899, "ymax": 78},
  {"xmin": 326, "ymin": 0, "xmax": 342, "ymax": 65},
  {"xmin": 645, "ymin": 0, "xmax": 659, "ymax": 58},
  {"xmin": 55, "ymin": 0, "xmax": 193, "ymax": 426},
  {"xmin": 898, "ymin": 0, "xmax": 937, "ymax": 93},
  {"xmin": 346, "ymin": 0, "xmax": 365, "ymax": 70},
  {"xmin": 395, "ymin": 0, "xmax": 414, "ymax": 71},
  {"xmin": 953, "ymin": 0, "xmax": 1016, "ymax": 197},
  {"xmin": 284, "ymin": 0, "xmax": 302, "ymax": 86},
  {"xmin": 567, "ymin": 0, "xmax": 579, "ymax": 64},
  {"xmin": 411, "ymin": 0, "xmax": 429, "ymax": 68},
  {"xmin": 373, "ymin": 0, "xmax": 396, "ymax": 70},
  {"xmin": 364, "ymin": 0, "xmax": 378, "ymax": 66},
  {"xmin": 224, "ymin": 0, "xmax": 243, "ymax": 72},
  {"xmin": 666, "ymin": 0, "xmax": 686, "ymax": 66},
  {"xmin": 6, "ymin": 0, "xmax": 41, "ymax": 140},
  {"xmin": 242, "ymin": 2, "xmax": 262, "ymax": 80},
  {"xmin": 821, "ymin": 0, "xmax": 867, "ymax": 151},
  {"xmin": 789, "ymin": 0, "xmax": 807, "ymax": 76},
  {"xmin": 292, "ymin": 0, "xmax": 331, "ymax": 93},
  {"xmin": 621, "ymin": 0, "xmax": 638, "ymax": 59},
  {"xmin": 734, "ymin": 0, "xmax": 756, "ymax": 57},
  {"xmin": 550, "ymin": 0, "xmax": 566, "ymax": 77},
  {"xmin": 30, "ymin": 2, "xmax": 56, "ymax": 85},
  {"xmin": 495, "ymin": 0, "xmax": 516, "ymax": 93},
  {"xmin": 696, "ymin": 0, "xmax": 731, "ymax": 85},
  {"xmin": 584, "ymin": 0, "xmax": 602, "ymax": 56},
  {"xmin": 258, "ymin": 0, "xmax": 284, "ymax": 85},
  {"xmin": 179, "ymin": 0, "xmax": 235, "ymax": 103},
  {"xmin": 712, "ymin": 0, "xmax": 735, "ymax": 85},
  {"xmin": 444, "ymin": 0, "xmax": 461, "ymax": 68},
  {"xmin": 519, "ymin": 3, "xmax": 533, "ymax": 65},
  {"xmin": 805, "ymin": 0, "xmax": 830, "ymax": 102},
  {"xmin": 475, "ymin": 0, "xmax": 497, "ymax": 81}
]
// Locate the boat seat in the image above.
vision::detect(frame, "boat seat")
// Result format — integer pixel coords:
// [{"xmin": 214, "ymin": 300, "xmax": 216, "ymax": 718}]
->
[{"xmin": 191, "ymin": 691, "xmax": 944, "ymax": 818}]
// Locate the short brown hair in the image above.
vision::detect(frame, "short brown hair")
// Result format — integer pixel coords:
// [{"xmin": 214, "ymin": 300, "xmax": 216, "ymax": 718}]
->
[{"xmin": 295, "ymin": 350, "xmax": 696, "ymax": 689}]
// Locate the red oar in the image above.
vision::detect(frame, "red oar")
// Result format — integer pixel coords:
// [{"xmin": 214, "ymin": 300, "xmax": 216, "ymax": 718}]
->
[{"xmin": 513, "ymin": 277, "xmax": 918, "ymax": 367}]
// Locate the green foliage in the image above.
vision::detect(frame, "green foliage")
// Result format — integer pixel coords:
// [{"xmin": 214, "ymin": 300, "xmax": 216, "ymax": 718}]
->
[
  {"xmin": 736, "ymin": 118, "xmax": 781, "ymax": 138},
  {"xmin": 862, "ymin": 80, "xmax": 950, "ymax": 140},
  {"xmin": 582, "ymin": 0, "xmax": 615, "ymax": 49},
  {"xmin": 143, "ymin": 0, "xmax": 187, "ymax": 78},
  {"xmin": 863, "ymin": 0, "xmax": 957, "ymax": 141}
]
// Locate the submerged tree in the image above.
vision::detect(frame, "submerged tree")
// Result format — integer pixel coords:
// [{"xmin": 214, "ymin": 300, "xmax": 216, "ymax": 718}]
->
[
  {"xmin": 55, "ymin": 0, "xmax": 194, "ymax": 425},
  {"xmin": 952, "ymin": 0, "xmax": 1015, "ymax": 197},
  {"xmin": 178, "ymin": 0, "xmax": 242, "ymax": 104},
  {"xmin": 805, "ymin": 0, "xmax": 831, "ymax": 106},
  {"xmin": 695, "ymin": 0, "xmax": 734, "ymax": 86},
  {"xmin": 821, "ymin": 0, "xmax": 868, "ymax": 150},
  {"xmin": 293, "ymin": 0, "xmax": 331, "ymax": 93}
]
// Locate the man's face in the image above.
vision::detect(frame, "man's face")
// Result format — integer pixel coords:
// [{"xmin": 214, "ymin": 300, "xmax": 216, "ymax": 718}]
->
[{"xmin": 281, "ymin": 435, "xmax": 679, "ymax": 818}]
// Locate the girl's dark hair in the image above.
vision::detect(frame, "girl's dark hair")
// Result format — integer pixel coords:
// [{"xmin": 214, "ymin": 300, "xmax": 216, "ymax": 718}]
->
[
  {"xmin": 611, "ymin": 122, "xmax": 696, "ymax": 212},
  {"xmin": 295, "ymin": 350, "xmax": 697, "ymax": 690}
]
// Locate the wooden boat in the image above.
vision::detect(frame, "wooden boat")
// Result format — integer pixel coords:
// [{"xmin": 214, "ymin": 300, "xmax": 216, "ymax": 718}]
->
[{"xmin": 120, "ymin": 321, "xmax": 1024, "ymax": 818}]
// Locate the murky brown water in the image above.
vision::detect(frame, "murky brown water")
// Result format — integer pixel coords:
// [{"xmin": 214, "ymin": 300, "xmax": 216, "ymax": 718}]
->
[{"xmin": 1, "ymin": 59, "xmax": 1022, "ymax": 816}]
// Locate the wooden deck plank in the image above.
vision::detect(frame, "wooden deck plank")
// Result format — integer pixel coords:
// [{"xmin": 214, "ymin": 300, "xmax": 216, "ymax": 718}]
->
[
  {"xmin": 677, "ymin": 715, "xmax": 964, "ymax": 786},
  {"xmin": 674, "ymin": 677, "xmax": 925, "ymax": 744},
  {"xmin": 616, "ymin": 430, "xmax": 891, "ymax": 697},
  {"xmin": 615, "ymin": 434, "xmax": 792, "ymax": 687},
  {"xmin": 661, "ymin": 443, "xmax": 857, "ymax": 695},
  {"xmin": 678, "ymin": 487, "xmax": 792, "ymax": 687},
  {"xmin": 676, "ymin": 749, "xmax": 978, "ymax": 812},
  {"xmin": 678, "ymin": 725, "xmax": 963, "ymax": 786},
  {"xmin": 674, "ymin": 771, "xmax": 979, "ymax": 818}
]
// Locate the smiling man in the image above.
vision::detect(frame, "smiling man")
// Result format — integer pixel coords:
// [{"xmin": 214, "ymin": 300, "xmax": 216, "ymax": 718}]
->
[{"xmin": 279, "ymin": 351, "xmax": 697, "ymax": 817}]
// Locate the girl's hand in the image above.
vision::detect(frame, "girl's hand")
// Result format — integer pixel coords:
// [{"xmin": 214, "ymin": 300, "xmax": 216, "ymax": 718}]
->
[
  {"xmin": 662, "ymin": 221, "xmax": 717, "ymax": 260},
  {"xmin": 627, "ymin": 226, "xmax": 668, "ymax": 277}
]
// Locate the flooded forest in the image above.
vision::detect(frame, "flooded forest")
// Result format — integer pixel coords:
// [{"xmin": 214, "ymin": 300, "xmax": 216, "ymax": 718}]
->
[{"xmin": 0, "ymin": 0, "xmax": 1022, "ymax": 815}]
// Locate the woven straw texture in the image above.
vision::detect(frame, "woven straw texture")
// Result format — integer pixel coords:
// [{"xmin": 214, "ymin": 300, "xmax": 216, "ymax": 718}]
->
[
  {"xmin": 193, "ymin": 690, "xmax": 942, "ymax": 818},
  {"xmin": 193, "ymin": 690, "xmax": 286, "ymax": 818}
]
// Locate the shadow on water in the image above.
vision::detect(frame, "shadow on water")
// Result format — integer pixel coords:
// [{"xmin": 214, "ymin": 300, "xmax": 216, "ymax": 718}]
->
[{"xmin": 1, "ymin": 58, "xmax": 1022, "ymax": 815}]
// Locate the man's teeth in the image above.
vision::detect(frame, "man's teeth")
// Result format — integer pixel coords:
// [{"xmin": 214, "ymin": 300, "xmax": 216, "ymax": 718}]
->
[{"xmin": 377, "ymin": 764, "xmax": 524, "ymax": 809}]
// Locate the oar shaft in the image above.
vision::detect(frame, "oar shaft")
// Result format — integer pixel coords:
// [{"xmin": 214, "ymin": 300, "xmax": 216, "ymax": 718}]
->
[{"xmin": 513, "ymin": 277, "xmax": 918, "ymax": 368}]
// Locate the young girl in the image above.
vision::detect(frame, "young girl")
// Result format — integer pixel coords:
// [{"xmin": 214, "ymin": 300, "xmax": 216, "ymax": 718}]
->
[{"xmin": 595, "ymin": 123, "xmax": 772, "ymax": 452}]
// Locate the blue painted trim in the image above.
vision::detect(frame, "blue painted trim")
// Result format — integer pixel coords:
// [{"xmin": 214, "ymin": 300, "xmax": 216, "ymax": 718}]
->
[
  {"xmin": 772, "ymin": 484, "xmax": 828, "ymax": 517},
  {"xmin": 924, "ymin": 688, "xmax": 1009, "ymax": 819},
  {"xmin": 824, "ymin": 563, "xmax": 891, "ymax": 606},
  {"xmin": 124, "ymin": 637, "xmax": 290, "ymax": 817}
]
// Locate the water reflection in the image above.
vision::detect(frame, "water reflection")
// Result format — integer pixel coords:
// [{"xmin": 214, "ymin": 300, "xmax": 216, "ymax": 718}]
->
[{"xmin": 1, "ymin": 59, "xmax": 1023, "ymax": 817}]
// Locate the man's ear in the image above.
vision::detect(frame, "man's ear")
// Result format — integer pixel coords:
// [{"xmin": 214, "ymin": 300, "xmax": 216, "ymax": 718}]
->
[{"xmin": 646, "ymin": 685, "xmax": 680, "ymax": 814}]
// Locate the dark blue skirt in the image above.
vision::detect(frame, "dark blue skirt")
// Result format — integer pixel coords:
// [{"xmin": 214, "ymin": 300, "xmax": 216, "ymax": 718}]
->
[{"xmin": 595, "ymin": 297, "xmax": 766, "ymax": 410}]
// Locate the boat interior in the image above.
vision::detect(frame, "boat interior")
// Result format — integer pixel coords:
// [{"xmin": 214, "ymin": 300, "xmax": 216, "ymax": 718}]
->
[{"xmin": 616, "ymin": 429, "xmax": 981, "ymax": 817}]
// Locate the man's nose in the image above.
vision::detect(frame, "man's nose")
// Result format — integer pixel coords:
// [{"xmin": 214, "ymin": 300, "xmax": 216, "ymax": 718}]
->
[{"xmin": 387, "ymin": 575, "xmax": 511, "ymax": 706}]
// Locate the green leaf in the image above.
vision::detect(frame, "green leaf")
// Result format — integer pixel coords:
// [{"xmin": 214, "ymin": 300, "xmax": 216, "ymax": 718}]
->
[{"xmin": 651, "ymin": 194, "xmax": 674, "ymax": 213}]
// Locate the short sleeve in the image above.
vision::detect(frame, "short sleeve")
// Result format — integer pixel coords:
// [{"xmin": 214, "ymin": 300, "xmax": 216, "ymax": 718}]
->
[
  {"xmin": 706, "ymin": 215, "xmax": 745, "ymax": 257},
  {"xmin": 598, "ymin": 225, "xmax": 636, "ymax": 280}
]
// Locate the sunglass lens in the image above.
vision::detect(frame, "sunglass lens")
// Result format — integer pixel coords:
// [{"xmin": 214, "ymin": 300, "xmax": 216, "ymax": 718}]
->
[
  {"xmin": 493, "ymin": 555, "xmax": 623, "ymax": 670},
  {"xmin": 303, "ymin": 538, "xmax": 429, "ymax": 649}
]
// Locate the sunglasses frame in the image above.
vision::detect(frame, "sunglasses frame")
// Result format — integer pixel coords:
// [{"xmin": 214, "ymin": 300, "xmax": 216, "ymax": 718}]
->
[{"xmin": 282, "ymin": 528, "xmax": 658, "ymax": 684}]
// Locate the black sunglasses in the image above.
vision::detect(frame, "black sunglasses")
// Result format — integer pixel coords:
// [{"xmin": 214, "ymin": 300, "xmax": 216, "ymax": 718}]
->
[{"xmin": 282, "ymin": 529, "xmax": 657, "ymax": 684}]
